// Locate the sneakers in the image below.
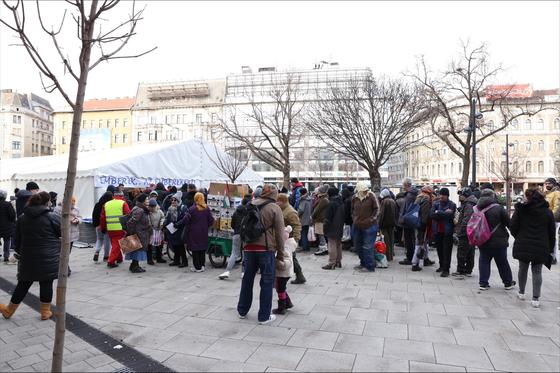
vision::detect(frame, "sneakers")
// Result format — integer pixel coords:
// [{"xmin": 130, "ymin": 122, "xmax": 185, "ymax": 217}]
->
[
  {"xmin": 238, "ymin": 313, "xmax": 247, "ymax": 319},
  {"xmin": 531, "ymin": 300, "xmax": 540, "ymax": 308},
  {"xmin": 479, "ymin": 284, "xmax": 490, "ymax": 291},
  {"xmin": 504, "ymin": 281, "xmax": 516, "ymax": 290},
  {"xmin": 219, "ymin": 271, "xmax": 230, "ymax": 280},
  {"xmin": 451, "ymin": 271, "xmax": 463, "ymax": 277},
  {"xmin": 259, "ymin": 314, "xmax": 276, "ymax": 325},
  {"xmin": 103, "ymin": 256, "xmax": 109, "ymax": 262},
  {"xmin": 314, "ymin": 249, "xmax": 328, "ymax": 256},
  {"xmin": 399, "ymin": 259, "xmax": 412, "ymax": 265},
  {"xmin": 440, "ymin": 271, "xmax": 450, "ymax": 278},
  {"xmin": 435, "ymin": 268, "xmax": 442, "ymax": 273},
  {"xmin": 517, "ymin": 293, "xmax": 526, "ymax": 300},
  {"xmin": 191, "ymin": 267, "xmax": 205, "ymax": 273},
  {"xmin": 464, "ymin": 273, "xmax": 473, "ymax": 277},
  {"xmin": 411, "ymin": 265, "xmax": 422, "ymax": 272},
  {"xmin": 423, "ymin": 258, "xmax": 435, "ymax": 267},
  {"xmin": 107, "ymin": 262, "xmax": 118, "ymax": 268},
  {"xmin": 353, "ymin": 265, "xmax": 364, "ymax": 270},
  {"xmin": 358, "ymin": 267, "xmax": 375, "ymax": 273},
  {"xmin": 93, "ymin": 253, "xmax": 99, "ymax": 262},
  {"xmin": 291, "ymin": 277, "xmax": 306, "ymax": 285}
]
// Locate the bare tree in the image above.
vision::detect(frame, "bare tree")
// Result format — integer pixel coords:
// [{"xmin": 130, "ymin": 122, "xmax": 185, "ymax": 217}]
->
[
  {"xmin": 219, "ymin": 73, "xmax": 306, "ymax": 188},
  {"xmin": 407, "ymin": 40, "xmax": 547, "ymax": 186},
  {"xmin": 202, "ymin": 139, "xmax": 250, "ymax": 183},
  {"xmin": 306, "ymin": 75, "xmax": 429, "ymax": 188},
  {"xmin": 0, "ymin": 1, "xmax": 154, "ymax": 371},
  {"xmin": 480, "ymin": 150, "xmax": 526, "ymax": 185}
]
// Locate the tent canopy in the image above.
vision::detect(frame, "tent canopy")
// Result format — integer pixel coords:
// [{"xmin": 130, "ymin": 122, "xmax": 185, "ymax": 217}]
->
[{"xmin": 0, "ymin": 139, "xmax": 263, "ymax": 217}]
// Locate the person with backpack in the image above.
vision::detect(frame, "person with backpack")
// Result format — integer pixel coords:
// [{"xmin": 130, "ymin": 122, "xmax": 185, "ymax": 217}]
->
[
  {"xmin": 429, "ymin": 188, "xmax": 456, "ymax": 277},
  {"xmin": 453, "ymin": 187, "xmax": 477, "ymax": 277},
  {"xmin": 101, "ymin": 190, "xmax": 131, "ymax": 268},
  {"xmin": 378, "ymin": 188, "xmax": 397, "ymax": 261},
  {"xmin": 322, "ymin": 187, "xmax": 345, "ymax": 270},
  {"xmin": 351, "ymin": 181, "xmax": 380, "ymax": 272},
  {"xmin": 411, "ymin": 186, "xmax": 436, "ymax": 272},
  {"xmin": 237, "ymin": 184, "xmax": 285, "ymax": 325},
  {"xmin": 126, "ymin": 193, "xmax": 152, "ymax": 273},
  {"xmin": 510, "ymin": 189, "xmax": 556, "ymax": 308},
  {"xmin": 475, "ymin": 189, "xmax": 515, "ymax": 291},
  {"xmin": 0, "ymin": 192, "xmax": 60, "ymax": 320},
  {"xmin": 219, "ymin": 194, "xmax": 252, "ymax": 280}
]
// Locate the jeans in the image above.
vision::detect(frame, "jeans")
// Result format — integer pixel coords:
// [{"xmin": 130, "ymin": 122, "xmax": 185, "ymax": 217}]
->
[
  {"xmin": 403, "ymin": 228, "xmax": 415, "ymax": 261},
  {"xmin": 94, "ymin": 227, "xmax": 111, "ymax": 258},
  {"xmin": 237, "ymin": 250, "xmax": 275, "ymax": 322},
  {"xmin": 435, "ymin": 234, "xmax": 453, "ymax": 272},
  {"xmin": 478, "ymin": 246, "xmax": 513, "ymax": 287},
  {"xmin": 1, "ymin": 234, "xmax": 12, "ymax": 259},
  {"xmin": 11, "ymin": 280, "xmax": 53, "ymax": 304},
  {"xmin": 456, "ymin": 236, "xmax": 475, "ymax": 274},
  {"xmin": 353, "ymin": 225, "xmax": 378, "ymax": 270},
  {"xmin": 300, "ymin": 225, "xmax": 309, "ymax": 251},
  {"xmin": 518, "ymin": 261, "xmax": 543, "ymax": 300},
  {"xmin": 225, "ymin": 234, "xmax": 242, "ymax": 271}
]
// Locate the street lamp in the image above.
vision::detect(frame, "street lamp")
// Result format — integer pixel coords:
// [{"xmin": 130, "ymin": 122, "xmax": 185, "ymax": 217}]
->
[
  {"xmin": 501, "ymin": 133, "xmax": 515, "ymax": 213},
  {"xmin": 464, "ymin": 98, "xmax": 483, "ymax": 188}
]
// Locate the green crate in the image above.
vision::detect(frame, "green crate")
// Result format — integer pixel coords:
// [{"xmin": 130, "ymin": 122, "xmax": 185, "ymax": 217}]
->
[{"xmin": 208, "ymin": 236, "xmax": 233, "ymax": 257}]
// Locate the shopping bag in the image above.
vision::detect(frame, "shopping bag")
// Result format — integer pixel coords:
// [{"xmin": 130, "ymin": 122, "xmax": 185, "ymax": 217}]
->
[
  {"xmin": 307, "ymin": 225, "xmax": 316, "ymax": 242},
  {"xmin": 374, "ymin": 252, "xmax": 388, "ymax": 268},
  {"xmin": 374, "ymin": 236, "xmax": 387, "ymax": 255},
  {"xmin": 150, "ymin": 229, "xmax": 163, "ymax": 246},
  {"xmin": 342, "ymin": 224, "xmax": 352, "ymax": 242},
  {"xmin": 119, "ymin": 234, "xmax": 143, "ymax": 254}
]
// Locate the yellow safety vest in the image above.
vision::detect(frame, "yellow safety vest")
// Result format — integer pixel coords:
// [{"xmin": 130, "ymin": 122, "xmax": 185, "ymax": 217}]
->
[{"xmin": 104, "ymin": 199, "xmax": 126, "ymax": 231}]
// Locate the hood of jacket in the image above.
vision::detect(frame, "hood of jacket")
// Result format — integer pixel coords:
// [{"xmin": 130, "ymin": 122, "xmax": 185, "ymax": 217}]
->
[
  {"xmin": 514, "ymin": 199, "xmax": 549, "ymax": 215},
  {"xmin": 464, "ymin": 195, "xmax": 478, "ymax": 205},
  {"xmin": 23, "ymin": 204, "xmax": 50, "ymax": 218},
  {"xmin": 477, "ymin": 195, "xmax": 497, "ymax": 209},
  {"xmin": 16, "ymin": 189, "xmax": 32, "ymax": 199}
]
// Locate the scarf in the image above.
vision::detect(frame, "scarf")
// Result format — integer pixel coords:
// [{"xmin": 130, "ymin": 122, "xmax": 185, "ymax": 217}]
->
[
  {"xmin": 194, "ymin": 192, "xmax": 207, "ymax": 211},
  {"xmin": 167, "ymin": 205, "xmax": 179, "ymax": 222}
]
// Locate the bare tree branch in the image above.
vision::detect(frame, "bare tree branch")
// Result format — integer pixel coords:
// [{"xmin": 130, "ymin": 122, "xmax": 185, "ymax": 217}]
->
[{"xmin": 202, "ymin": 140, "xmax": 250, "ymax": 183}]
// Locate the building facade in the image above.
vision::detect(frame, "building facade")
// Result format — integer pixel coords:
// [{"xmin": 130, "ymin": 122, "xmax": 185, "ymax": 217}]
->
[
  {"xmin": 0, "ymin": 89, "xmax": 54, "ymax": 159},
  {"xmin": 53, "ymin": 97, "xmax": 134, "ymax": 154},
  {"xmin": 131, "ymin": 79, "xmax": 225, "ymax": 145},
  {"xmin": 387, "ymin": 88, "xmax": 560, "ymax": 192}
]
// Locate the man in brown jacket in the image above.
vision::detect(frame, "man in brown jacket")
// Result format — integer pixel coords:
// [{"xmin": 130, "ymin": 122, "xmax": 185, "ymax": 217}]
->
[
  {"xmin": 351, "ymin": 181, "xmax": 380, "ymax": 272},
  {"xmin": 277, "ymin": 194, "xmax": 306, "ymax": 284},
  {"xmin": 237, "ymin": 184, "xmax": 285, "ymax": 324}
]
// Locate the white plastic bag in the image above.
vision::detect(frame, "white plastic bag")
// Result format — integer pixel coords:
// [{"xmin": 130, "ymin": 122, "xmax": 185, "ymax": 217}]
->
[
  {"xmin": 307, "ymin": 225, "xmax": 317, "ymax": 242},
  {"xmin": 342, "ymin": 224, "xmax": 352, "ymax": 242}
]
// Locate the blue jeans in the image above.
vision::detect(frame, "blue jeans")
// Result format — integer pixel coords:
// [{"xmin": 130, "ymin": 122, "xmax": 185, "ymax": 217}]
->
[
  {"xmin": 300, "ymin": 225, "xmax": 309, "ymax": 251},
  {"xmin": 353, "ymin": 224, "xmax": 378, "ymax": 270},
  {"xmin": 225, "ymin": 234, "xmax": 242, "ymax": 271},
  {"xmin": 95, "ymin": 227, "xmax": 111, "ymax": 258},
  {"xmin": 478, "ymin": 246, "xmax": 513, "ymax": 287},
  {"xmin": 237, "ymin": 250, "xmax": 276, "ymax": 322}
]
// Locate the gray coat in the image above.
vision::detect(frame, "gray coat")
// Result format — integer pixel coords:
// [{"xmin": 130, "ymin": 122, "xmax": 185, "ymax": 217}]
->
[{"xmin": 298, "ymin": 195, "xmax": 312, "ymax": 226}]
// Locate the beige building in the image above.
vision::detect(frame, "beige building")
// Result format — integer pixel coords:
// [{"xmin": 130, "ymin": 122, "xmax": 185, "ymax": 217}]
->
[
  {"xmin": 0, "ymin": 89, "xmax": 54, "ymax": 159},
  {"xmin": 387, "ymin": 88, "xmax": 560, "ymax": 193},
  {"xmin": 53, "ymin": 97, "xmax": 134, "ymax": 154}
]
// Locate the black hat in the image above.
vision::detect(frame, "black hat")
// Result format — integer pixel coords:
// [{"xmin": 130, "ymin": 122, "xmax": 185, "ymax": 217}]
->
[
  {"xmin": 327, "ymin": 187, "xmax": 339, "ymax": 197},
  {"xmin": 106, "ymin": 185, "xmax": 116, "ymax": 193},
  {"xmin": 290, "ymin": 177, "xmax": 299, "ymax": 183},
  {"xmin": 458, "ymin": 187, "xmax": 472, "ymax": 197},
  {"xmin": 480, "ymin": 183, "xmax": 494, "ymax": 191},
  {"xmin": 545, "ymin": 177, "xmax": 557, "ymax": 185},
  {"xmin": 26, "ymin": 181, "xmax": 39, "ymax": 191},
  {"xmin": 439, "ymin": 187, "xmax": 450, "ymax": 196}
]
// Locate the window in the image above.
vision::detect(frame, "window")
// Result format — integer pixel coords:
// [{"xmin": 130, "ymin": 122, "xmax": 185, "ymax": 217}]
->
[
  {"xmin": 123, "ymin": 133, "xmax": 128, "ymax": 144},
  {"xmin": 476, "ymin": 161, "xmax": 480, "ymax": 173},
  {"xmin": 62, "ymin": 137, "xmax": 66, "ymax": 145},
  {"xmin": 82, "ymin": 120, "xmax": 86, "ymax": 128},
  {"xmin": 513, "ymin": 161, "xmax": 519, "ymax": 172},
  {"xmin": 123, "ymin": 119, "xmax": 128, "ymax": 127},
  {"xmin": 437, "ymin": 164, "xmax": 441, "ymax": 176},
  {"xmin": 556, "ymin": 161, "xmax": 560, "ymax": 174},
  {"xmin": 148, "ymin": 131, "xmax": 154, "ymax": 141},
  {"xmin": 556, "ymin": 140, "xmax": 560, "ymax": 151},
  {"xmin": 182, "ymin": 114, "xmax": 188, "ymax": 124},
  {"xmin": 106, "ymin": 119, "xmax": 111, "ymax": 128},
  {"xmin": 165, "ymin": 115, "xmax": 170, "ymax": 124},
  {"xmin": 538, "ymin": 140, "xmax": 545, "ymax": 151},
  {"xmin": 443, "ymin": 164, "xmax": 447, "ymax": 175},
  {"xmin": 196, "ymin": 114, "xmax": 203, "ymax": 124},
  {"xmin": 114, "ymin": 134, "xmax": 118, "ymax": 144},
  {"xmin": 212, "ymin": 113, "xmax": 218, "ymax": 123},
  {"xmin": 554, "ymin": 118, "xmax": 560, "ymax": 130},
  {"xmin": 511, "ymin": 119, "xmax": 518, "ymax": 130},
  {"xmin": 524, "ymin": 119, "xmax": 531, "ymax": 130},
  {"xmin": 176, "ymin": 114, "xmax": 180, "ymax": 124},
  {"xmin": 536, "ymin": 119, "xmax": 544, "ymax": 130},
  {"xmin": 90, "ymin": 120, "xmax": 94, "ymax": 128},
  {"xmin": 459, "ymin": 163, "xmax": 462, "ymax": 173},
  {"xmin": 513, "ymin": 141, "xmax": 519, "ymax": 151},
  {"xmin": 98, "ymin": 119, "xmax": 103, "ymax": 128},
  {"xmin": 487, "ymin": 120, "xmax": 495, "ymax": 131},
  {"xmin": 525, "ymin": 141, "xmax": 532, "ymax": 152},
  {"xmin": 526, "ymin": 161, "xmax": 532, "ymax": 173},
  {"xmin": 62, "ymin": 121, "xmax": 66, "ymax": 130},
  {"xmin": 11, "ymin": 141, "xmax": 21, "ymax": 150},
  {"xmin": 13, "ymin": 115, "xmax": 17, "ymax": 123},
  {"xmin": 450, "ymin": 163, "xmax": 454, "ymax": 175},
  {"xmin": 137, "ymin": 132, "xmax": 143, "ymax": 142},
  {"xmin": 538, "ymin": 161, "xmax": 544, "ymax": 174}
]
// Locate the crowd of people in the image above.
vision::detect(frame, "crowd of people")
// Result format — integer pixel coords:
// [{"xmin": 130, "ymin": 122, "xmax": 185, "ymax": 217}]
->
[{"xmin": 0, "ymin": 175, "xmax": 558, "ymax": 323}]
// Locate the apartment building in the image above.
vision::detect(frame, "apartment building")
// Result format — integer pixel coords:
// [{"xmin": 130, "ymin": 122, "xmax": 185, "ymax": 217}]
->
[
  {"xmin": 0, "ymin": 89, "xmax": 54, "ymax": 159},
  {"xmin": 53, "ymin": 97, "xmax": 134, "ymax": 154}
]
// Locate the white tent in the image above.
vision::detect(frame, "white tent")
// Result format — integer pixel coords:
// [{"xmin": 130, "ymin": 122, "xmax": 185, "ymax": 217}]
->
[{"xmin": 0, "ymin": 139, "xmax": 263, "ymax": 218}]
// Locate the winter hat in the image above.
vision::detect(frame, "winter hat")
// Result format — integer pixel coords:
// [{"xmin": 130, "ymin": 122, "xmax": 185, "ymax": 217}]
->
[
  {"xmin": 26, "ymin": 181, "xmax": 39, "ymax": 191},
  {"xmin": 480, "ymin": 189, "xmax": 496, "ymax": 199},
  {"xmin": 327, "ymin": 187, "xmax": 339, "ymax": 198},
  {"xmin": 480, "ymin": 183, "xmax": 494, "ymax": 191},
  {"xmin": 260, "ymin": 184, "xmax": 279, "ymax": 201},
  {"xmin": 254, "ymin": 187, "xmax": 263, "ymax": 198},
  {"xmin": 379, "ymin": 189, "xmax": 391, "ymax": 199},
  {"xmin": 136, "ymin": 193, "xmax": 148, "ymax": 204},
  {"xmin": 106, "ymin": 185, "xmax": 116, "ymax": 193},
  {"xmin": 150, "ymin": 191, "xmax": 158, "ymax": 197},
  {"xmin": 290, "ymin": 177, "xmax": 299, "ymax": 183},
  {"xmin": 172, "ymin": 191, "xmax": 183, "ymax": 202},
  {"xmin": 356, "ymin": 181, "xmax": 369, "ymax": 193},
  {"xmin": 458, "ymin": 187, "xmax": 472, "ymax": 197},
  {"xmin": 545, "ymin": 177, "xmax": 557, "ymax": 185},
  {"xmin": 439, "ymin": 188, "xmax": 450, "ymax": 196},
  {"xmin": 149, "ymin": 199, "xmax": 158, "ymax": 207},
  {"xmin": 318, "ymin": 184, "xmax": 330, "ymax": 194}
]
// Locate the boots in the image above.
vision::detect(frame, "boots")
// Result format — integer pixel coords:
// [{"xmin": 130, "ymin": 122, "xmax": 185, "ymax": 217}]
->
[
  {"xmin": 40, "ymin": 303, "xmax": 52, "ymax": 320},
  {"xmin": 147, "ymin": 248, "xmax": 155, "ymax": 265},
  {"xmin": 285, "ymin": 294, "xmax": 294, "ymax": 309},
  {"xmin": 130, "ymin": 260, "xmax": 145, "ymax": 273},
  {"xmin": 272, "ymin": 299, "xmax": 287, "ymax": 315},
  {"xmin": 0, "ymin": 302, "xmax": 19, "ymax": 319},
  {"xmin": 156, "ymin": 246, "xmax": 167, "ymax": 263},
  {"xmin": 291, "ymin": 274, "xmax": 306, "ymax": 285}
]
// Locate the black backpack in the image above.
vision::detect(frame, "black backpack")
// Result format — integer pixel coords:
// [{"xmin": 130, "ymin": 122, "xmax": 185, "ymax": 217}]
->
[{"xmin": 239, "ymin": 200, "xmax": 273, "ymax": 243}]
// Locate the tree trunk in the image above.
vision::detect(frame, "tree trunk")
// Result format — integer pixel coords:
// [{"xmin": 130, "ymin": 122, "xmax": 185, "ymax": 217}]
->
[
  {"xmin": 51, "ymin": 6, "xmax": 96, "ymax": 371},
  {"xmin": 460, "ymin": 151, "xmax": 471, "ymax": 188},
  {"xmin": 282, "ymin": 167, "xmax": 290, "ymax": 190},
  {"xmin": 368, "ymin": 167, "xmax": 382, "ymax": 190}
]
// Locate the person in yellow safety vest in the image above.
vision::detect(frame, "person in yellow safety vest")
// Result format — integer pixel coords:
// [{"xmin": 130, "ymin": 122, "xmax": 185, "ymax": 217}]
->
[
  {"xmin": 543, "ymin": 177, "xmax": 560, "ymax": 265},
  {"xmin": 100, "ymin": 190, "xmax": 131, "ymax": 268}
]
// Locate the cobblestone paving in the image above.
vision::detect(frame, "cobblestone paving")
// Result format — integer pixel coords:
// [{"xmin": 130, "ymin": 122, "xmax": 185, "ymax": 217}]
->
[{"xmin": 1, "ymin": 243, "xmax": 559, "ymax": 372}]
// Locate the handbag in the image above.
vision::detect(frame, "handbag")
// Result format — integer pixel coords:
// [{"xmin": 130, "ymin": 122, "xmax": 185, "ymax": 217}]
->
[
  {"xmin": 307, "ymin": 225, "xmax": 316, "ymax": 242},
  {"xmin": 342, "ymin": 224, "xmax": 352, "ymax": 242},
  {"xmin": 150, "ymin": 229, "xmax": 163, "ymax": 246},
  {"xmin": 119, "ymin": 234, "xmax": 143, "ymax": 254}
]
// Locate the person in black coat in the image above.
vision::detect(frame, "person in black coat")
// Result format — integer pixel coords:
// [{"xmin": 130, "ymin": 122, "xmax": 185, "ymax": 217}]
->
[
  {"xmin": 322, "ymin": 187, "xmax": 345, "ymax": 270},
  {"xmin": 0, "ymin": 192, "xmax": 61, "ymax": 320},
  {"xmin": 0, "ymin": 190, "xmax": 16, "ymax": 262},
  {"xmin": 510, "ymin": 189, "xmax": 556, "ymax": 308},
  {"xmin": 92, "ymin": 191, "xmax": 113, "ymax": 262},
  {"xmin": 476, "ymin": 189, "xmax": 515, "ymax": 290}
]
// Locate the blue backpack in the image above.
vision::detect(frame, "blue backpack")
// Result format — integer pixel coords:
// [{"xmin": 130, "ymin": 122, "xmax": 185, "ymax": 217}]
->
[{"xmin": 402, "ymin": 203, "xmax": 421, "ymax": 229}]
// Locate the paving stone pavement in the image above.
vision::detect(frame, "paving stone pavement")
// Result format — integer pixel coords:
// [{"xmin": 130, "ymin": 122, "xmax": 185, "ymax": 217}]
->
[{"xmin": 0, "ymin": 243, "xmax": 559, "ymax": 372}]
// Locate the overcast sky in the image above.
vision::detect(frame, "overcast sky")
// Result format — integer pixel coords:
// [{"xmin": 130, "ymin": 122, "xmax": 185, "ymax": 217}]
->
[{"xmin": 0, "ymin": 1, "xmax": 558, "ymax": 109}]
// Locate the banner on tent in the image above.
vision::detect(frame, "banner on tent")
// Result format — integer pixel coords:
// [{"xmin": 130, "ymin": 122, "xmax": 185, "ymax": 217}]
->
[{"xmin": 95, "ymin": 175, "xmax": 195, "ymax": 188}]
